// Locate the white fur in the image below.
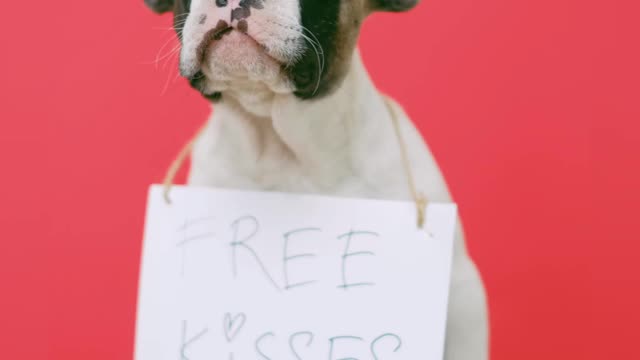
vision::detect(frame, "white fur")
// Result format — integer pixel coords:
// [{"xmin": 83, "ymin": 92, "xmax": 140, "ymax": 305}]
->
[{"xmin": 187, "ymin": 50, "xmax": 489, "ymax": 359}]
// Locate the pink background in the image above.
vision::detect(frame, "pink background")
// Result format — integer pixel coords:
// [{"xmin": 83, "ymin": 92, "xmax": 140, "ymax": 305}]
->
[{"xmin": 1, "ymin": 0, "xmax": 638, "ymax": 359}]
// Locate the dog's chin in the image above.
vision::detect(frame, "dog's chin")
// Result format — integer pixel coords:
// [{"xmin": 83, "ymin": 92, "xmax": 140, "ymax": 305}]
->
[{"xmin": 198, "ymin": 31, "xmax": 294, "ymax": 96}]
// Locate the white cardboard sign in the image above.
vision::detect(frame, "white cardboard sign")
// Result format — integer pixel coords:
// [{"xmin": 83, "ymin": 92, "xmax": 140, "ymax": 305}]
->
[{"xmin": 135, "ymin": 185, "xmax": 457, "ymax": 360}]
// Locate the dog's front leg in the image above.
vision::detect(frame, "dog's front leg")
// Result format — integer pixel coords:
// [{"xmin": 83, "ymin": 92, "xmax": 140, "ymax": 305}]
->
[{"xmin": 444, "ymin": 224, "xmax": 490, "ymax": 360}]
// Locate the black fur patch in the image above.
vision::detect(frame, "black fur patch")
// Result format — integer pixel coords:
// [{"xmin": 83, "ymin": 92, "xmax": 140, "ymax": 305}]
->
[
  {"xmin": 374, "ymin": 0, "xmax": 419, "ymax": 12},
  {"xmin": 145, "ymin": 0, "xmax": 174, "ymax": 13},
  {"xmin": 289, "ymin": 0, "xmax": 342, "ymax": 99}
]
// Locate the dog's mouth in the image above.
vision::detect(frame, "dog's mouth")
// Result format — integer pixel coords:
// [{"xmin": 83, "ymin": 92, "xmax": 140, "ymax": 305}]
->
[
  {"xmin": 184, "ymin": 18, "xmax": 290, "ymax": 99},
  {"xmin": 192, "ymin": 19, "xmax": 283, "ymax": 72},
  {"xmin": 196, "ymin": 20, "xmax": 235, "ymax": 66}
]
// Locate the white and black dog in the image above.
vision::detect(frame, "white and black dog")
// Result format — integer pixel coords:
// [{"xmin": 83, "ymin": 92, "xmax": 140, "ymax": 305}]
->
[{"xmin": 145, "ymin": 0, "xmax": 489, "ymax": 358}]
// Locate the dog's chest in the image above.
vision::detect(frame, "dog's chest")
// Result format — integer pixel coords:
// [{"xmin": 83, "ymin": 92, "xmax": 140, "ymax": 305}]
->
[
  {"xmin": 189, "ymin": 151, "xmax": 398, "ymax": 200},
  {"xmin": 187, "ymin": 121, "xmax": 407, "ymax": 199}
]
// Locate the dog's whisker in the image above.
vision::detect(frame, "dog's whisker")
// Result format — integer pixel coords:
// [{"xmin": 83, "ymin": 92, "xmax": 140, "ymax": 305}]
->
[
  {"xmin": 300, "ymin": 27, "xmax": 325, "ymax": 70},
  {"xmin": 157, "ymin": 46, "xmax": 182, "ymax": 67},
  {"xmin": 252, "ymin": 17, "xmax": 326, "ymax": 73},
  {"xmin": 160, "ymin": 65, "xmax": 176, "ymax": 96},
  {"xmin": 151, "ymin": 36, "xmax": 182, "ymax": 68},
  {"xmin": 152, "ymin": 21, "xmax": 189, "ymax": 32},
  {"xmin": 262, "ymin": 17, "xmax": 326, "ymax": 94},
  {"xmin": 299, "ymin": 33, "xmax": 323, "ymax": 95},
  {"xmin": 161, "ymin": 49, "xmax": 180, "ymax": 72}
]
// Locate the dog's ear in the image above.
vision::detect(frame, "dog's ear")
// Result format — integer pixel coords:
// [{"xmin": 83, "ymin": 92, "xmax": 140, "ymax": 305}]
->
[
  {"xmin": 145, "ymin": 0, "xmax": 174, "ymax": 14},
  {"xmin": 371, "ymin": 0, "xmax": 419, "ymax": 12}
]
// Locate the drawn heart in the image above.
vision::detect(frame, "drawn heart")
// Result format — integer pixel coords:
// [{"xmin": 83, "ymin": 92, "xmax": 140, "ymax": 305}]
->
[{"xmin": 223, "ymin": 313, "xmax": 247, "ymax": 342}]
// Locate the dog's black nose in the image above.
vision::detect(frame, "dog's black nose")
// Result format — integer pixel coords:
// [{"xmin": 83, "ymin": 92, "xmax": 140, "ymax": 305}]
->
[{"xmin": 216, "ymin": 0, "xmax": 228, "ymax": 7}]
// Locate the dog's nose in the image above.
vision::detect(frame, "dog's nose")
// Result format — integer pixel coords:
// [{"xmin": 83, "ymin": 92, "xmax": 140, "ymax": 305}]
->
[{"xmin": 215, "ymin": 0, "xmax": 228, "ymax": 7}]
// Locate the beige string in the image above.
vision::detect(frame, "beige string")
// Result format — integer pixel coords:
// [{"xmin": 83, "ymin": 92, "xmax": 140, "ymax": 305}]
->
[
  {"xmin": 162, "ymin": 97, "xmax": 427, "ymax": 228},
  {"xmin": 383, "ymin": 96, "xmax": 428, "ymax": 228},
  {"xmin": 162, "ymin": 122, "xmax": 208, "ymax": 204}
]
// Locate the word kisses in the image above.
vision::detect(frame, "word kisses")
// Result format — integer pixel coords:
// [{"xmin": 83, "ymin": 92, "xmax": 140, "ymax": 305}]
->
[{"xmin": 180, "ymin": 315, "xmax": 403, "ymax": 360}]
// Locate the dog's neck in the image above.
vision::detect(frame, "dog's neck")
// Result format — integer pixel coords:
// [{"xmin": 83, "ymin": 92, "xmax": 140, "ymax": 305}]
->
[{"xmin": 198, "ymin": 50, "xmax": 399, "ymax": 191}]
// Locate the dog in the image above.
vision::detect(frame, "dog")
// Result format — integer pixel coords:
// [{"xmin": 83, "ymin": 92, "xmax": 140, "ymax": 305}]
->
[{"xmin": 145, "ymin": 0, "xmax": 489, "ymax": 358}]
